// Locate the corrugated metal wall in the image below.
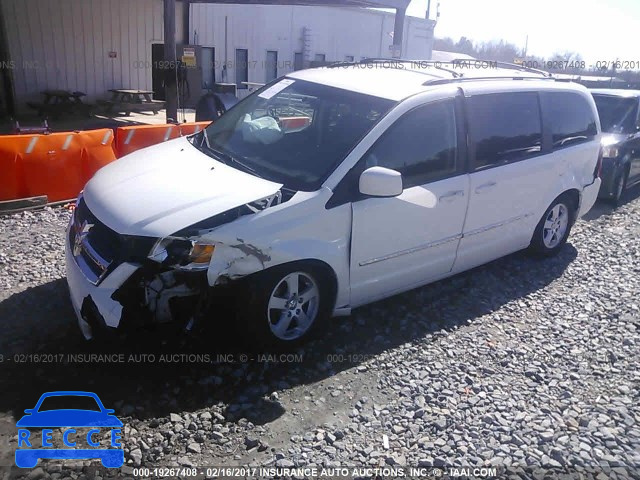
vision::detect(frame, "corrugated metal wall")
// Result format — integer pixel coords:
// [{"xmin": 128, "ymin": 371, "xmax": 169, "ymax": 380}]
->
[
  {"xmin": 2, "ymin": 0, "xmax": 433, "ymax": 108},
  {"xmin": 2, "ymin": 0, "xmax": 182, "ymax": 108}
]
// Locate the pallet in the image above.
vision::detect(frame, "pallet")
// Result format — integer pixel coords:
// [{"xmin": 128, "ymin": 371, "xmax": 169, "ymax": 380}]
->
[{"xmin": 0, "ymin": 196, "xmax": 75, "ymax": 215}]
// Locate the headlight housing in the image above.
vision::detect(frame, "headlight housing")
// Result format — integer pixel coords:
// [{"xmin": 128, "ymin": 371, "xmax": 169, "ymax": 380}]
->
[
  {"xmin": 148, "ymin": 237, "xmax": 215, "ymax": 270},
  {"xmin": 602, "ymin": 145, "xmax": 619, "ymax": 158}
]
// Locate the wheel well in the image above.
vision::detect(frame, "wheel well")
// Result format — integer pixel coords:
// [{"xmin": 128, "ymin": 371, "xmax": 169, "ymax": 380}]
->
[
  {"xmin": 295, "ymin": 259, "xmax": 339, "ymax": 308},
  {"xmin": 560, "ymin": 189, "xmax": 580, "ymax": 217},
  {"xmin": 245, "ymin": 259, "xmax": 339, "ymax": 308}
]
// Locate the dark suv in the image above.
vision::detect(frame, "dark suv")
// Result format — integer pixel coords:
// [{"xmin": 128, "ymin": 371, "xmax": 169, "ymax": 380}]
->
[{"xmin": 591, "ymin": 89, "xmax": 640, "ymax": 204}]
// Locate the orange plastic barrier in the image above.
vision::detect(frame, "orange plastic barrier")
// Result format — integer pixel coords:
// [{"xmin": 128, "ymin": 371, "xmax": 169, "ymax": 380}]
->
[
  {"xmin": 0, "ymin": 135, "xmax": 28, "ymax": 201},
  {"xmin": 0, "ymin": 121, "xmax": 214, "ymax": 203},
  {"xmin": 19, "ymin": 132, "xmax": 85, "ymax": 202},
  {"xmin": 79, "ymin": 129, "xmax": 118, "ymax": 184},
  {"xmin": 280, "ymin": 116, "xmax": 311, "ymax": 132},
  {"xmin": 179, "ymin": 121, "xmax": 211, "ymax": 136},
  {"xmin": 114, "ymin": 123, "xmax": 181, "ymax": 158}
]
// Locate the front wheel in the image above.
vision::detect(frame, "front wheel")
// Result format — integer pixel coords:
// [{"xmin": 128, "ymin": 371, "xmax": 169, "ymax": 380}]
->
[
  {"xmin": 609, "ymin": 166, "xmax": 629, "ymax": 206},
  {"xmin": 236, "ymin": 263, "xmax": 334, "ymax": 349},
  {"xmin": 529, "ymin": 195, "xmax": 576, "ymax": 256}
]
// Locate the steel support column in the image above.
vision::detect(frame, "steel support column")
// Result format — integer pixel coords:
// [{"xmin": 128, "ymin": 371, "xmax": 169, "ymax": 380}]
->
[{"xmin": 164, "ymin": 0, "xmax": 178, "ymax": 122}]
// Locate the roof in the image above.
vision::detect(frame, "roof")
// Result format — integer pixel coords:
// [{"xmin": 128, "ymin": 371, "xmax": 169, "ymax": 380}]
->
[
  {"xmin": 288, "ymin": 65, "xmax": 440, "ymax": 100},
  {"xmin": 287, "ymin": 60, "xmax": 556, "ymax": 101},
  {"xmin": 188, "ymin": 0, "xmax": 410, "ymax": 8},
  {"xmin": 590, "ymin": 88, "xmax": 640, "ymax": 97}
]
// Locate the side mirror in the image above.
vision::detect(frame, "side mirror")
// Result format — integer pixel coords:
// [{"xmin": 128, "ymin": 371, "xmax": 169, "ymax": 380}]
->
[
  {"xmin": 23, "ymin": 409, "xmax": 34, "ymax": 415},
  {"xmin": 359, "ymin": 166, "xmax": 403, "ymax": 197}
]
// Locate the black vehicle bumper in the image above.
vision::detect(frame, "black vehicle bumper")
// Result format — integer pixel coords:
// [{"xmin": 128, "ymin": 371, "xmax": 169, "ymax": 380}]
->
[{"xmin": 598, "ymin": 158, "xmax": 623, "ymax": 198}]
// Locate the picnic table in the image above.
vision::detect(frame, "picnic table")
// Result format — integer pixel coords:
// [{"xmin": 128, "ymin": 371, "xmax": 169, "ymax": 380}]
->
[
  {"xmin": 27, "ymin": 90, "xmax": 92, "ymax": 118},
  {"xmin": 99, "ymin": 89, "xmax": 165, "ymax": 115}
]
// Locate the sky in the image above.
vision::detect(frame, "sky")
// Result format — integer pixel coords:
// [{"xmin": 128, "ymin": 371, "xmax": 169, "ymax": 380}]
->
[{"xmin": 407, "ymin": 0, "xmax": 640, "ymax": 67}]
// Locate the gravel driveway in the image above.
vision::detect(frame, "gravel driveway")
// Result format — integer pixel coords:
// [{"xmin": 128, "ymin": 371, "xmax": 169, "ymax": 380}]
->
[{"xmin": 0, "ymin": 190, "xmax": 639, "ymax": 480}]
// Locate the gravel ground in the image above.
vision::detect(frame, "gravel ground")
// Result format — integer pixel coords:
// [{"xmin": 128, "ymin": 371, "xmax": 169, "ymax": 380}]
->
[{"xmin": 0, "ymin": 190, "xmax": 639, "ymax": 480}]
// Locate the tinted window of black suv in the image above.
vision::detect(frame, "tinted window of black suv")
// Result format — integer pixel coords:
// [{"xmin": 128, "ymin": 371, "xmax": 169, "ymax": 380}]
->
[{"xmin": 541, "ymin": 92, "xmax": 597, "ymax": 149}]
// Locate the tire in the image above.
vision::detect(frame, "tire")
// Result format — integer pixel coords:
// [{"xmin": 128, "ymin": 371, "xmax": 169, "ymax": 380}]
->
[
  {"xmin": 609, "ymin": 166, "xmax": 629, "ymax": 207},
  {"xmin": 235, "ymin": 262, "xmax": 334, "ymax": 349},
  {"xmin": 529, "ymin": 194, "xmax": 576, "ymax": 257}
]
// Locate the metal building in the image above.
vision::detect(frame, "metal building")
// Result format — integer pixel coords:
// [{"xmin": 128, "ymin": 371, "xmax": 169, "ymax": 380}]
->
[{"xmin": 0, "ymin": 0, "xmax": 434, "ymax": 115}]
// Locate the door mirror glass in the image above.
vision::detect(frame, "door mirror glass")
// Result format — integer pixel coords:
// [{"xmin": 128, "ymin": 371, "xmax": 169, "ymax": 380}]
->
[{"xmin": 359, "ymin": 166, "xmax": 403, "ymax": 197}]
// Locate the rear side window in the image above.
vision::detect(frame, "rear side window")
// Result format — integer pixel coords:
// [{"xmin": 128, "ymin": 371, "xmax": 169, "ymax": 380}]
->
[
  {"xmin": 468, "ymin": 92, "xmax": 542, "ymax": 170},
  {"xmin": 541, "ymin": 92, "xmax": 597, "ymax": 148},
  {"xmin": 362, "ymin": 99, "xmax": 458, "ymax": 188}
]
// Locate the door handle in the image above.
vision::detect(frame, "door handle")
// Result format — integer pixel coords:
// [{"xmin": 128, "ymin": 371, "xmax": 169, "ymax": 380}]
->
[
  {"xmin": 475, "ymin": 181, "xmax": 497, "ymax": 194},
  {"xmin": 439, "ymin": 190, "xmax": 465, "ymax": 201}
]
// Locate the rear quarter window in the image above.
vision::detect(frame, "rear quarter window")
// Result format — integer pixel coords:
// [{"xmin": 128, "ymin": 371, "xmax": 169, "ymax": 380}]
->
[
  {"xmin": 467, "ymin": 92, "xmax": 542, "ymax": 171},
  {"xmin": 541, "ymin": 91, "xmax": 597, "ymax": 149}
]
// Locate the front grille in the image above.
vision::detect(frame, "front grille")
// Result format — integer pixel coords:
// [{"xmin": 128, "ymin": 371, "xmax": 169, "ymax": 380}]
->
[
  {"xmin": 74, "ymin": 198, "xmax": 121, "ymax": 264},
  {"xmin": 70, "ymin": 197, "xmax": 157, "ymax": 284}
]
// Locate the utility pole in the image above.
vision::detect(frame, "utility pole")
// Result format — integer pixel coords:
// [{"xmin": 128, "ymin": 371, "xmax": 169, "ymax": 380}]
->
[{"xmin": 164, "ymin": 0, "xmax": 178, "ymax": 123}]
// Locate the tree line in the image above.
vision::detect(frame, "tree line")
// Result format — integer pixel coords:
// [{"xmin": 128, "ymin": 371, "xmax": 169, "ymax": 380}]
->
[{"xmin": 433, "ymin": 36, "xmax": 640, "ymax": 85}]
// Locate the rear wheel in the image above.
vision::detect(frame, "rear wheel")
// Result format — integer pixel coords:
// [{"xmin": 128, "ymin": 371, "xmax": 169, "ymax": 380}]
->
[{"xmin": 529, "ymin": 194, "xmax": 576, "ymax": 256}]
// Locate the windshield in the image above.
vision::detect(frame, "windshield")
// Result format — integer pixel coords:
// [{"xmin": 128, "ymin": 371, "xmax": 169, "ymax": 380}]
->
[
  {"xmin": 202, "ymin": 78, "xmax": 395, "ymax": 190},
  {"xmin": 593, "ymin": 94, "xmax": 639, "ymax": 133}
]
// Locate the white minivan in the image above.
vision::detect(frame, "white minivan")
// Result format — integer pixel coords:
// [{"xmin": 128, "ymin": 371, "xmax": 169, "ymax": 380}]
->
[{"xmin": 65, "ymin": 60, "xmax": 602, "ymax": 346}]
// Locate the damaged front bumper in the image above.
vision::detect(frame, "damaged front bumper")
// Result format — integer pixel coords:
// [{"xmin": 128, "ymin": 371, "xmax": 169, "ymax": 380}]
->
[
  {"xmin": 65, "ymin": 235, "xmax": 138, "ymax": 339},
  {"xmin": 65, "ymin": 206, "xmax": 207, "ymax": 340},
  {"xmin": 64, "ymin": 188, "xmax": 293, "ymax": 339}
]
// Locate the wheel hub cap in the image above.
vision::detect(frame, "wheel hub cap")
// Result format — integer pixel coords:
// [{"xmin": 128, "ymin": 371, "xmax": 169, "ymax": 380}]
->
[
  {"xmin": 267, "ymin": 271, "xmax": 320, "ymax": 341},
  {"xmin": 542, "ymin": 203, "xmax": 569, "ymax": 249}
]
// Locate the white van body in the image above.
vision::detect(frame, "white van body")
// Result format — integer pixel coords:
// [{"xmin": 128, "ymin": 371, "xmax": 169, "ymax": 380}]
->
[{"xmin": 65, "ymin": 61, "xmax": 601, "ymax": 344}]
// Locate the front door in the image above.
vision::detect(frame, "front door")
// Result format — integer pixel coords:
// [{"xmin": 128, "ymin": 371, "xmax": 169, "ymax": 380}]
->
[{"xmin": 349, "ymin": 98, "xmax": 469, "ymax": 306}]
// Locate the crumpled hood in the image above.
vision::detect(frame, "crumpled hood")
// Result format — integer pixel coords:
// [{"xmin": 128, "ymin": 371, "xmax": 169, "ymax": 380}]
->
[{"xmin": 83, "ymin": 137, "xmax": 282, "ymax": 236}]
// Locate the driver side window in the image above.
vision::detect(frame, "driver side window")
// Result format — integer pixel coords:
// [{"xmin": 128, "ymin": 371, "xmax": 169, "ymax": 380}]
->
[{"xmin": 363, "ymin": 99, "xmax": 458, "ymax": 188}]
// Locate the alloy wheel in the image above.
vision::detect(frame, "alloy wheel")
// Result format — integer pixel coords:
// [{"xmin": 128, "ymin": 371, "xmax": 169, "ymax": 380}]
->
[
  {"xmin": 267, "ymin": 271, "xmax": 320, "ymax": 340},
  {"xmin": 542, "ymin": 203, "xmax": 569, "ymax": 249}
]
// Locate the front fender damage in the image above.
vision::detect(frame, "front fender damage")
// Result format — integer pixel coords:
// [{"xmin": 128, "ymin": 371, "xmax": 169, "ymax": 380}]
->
[{"xmin": 207, "ymin": 237, "xmax": 273, "ymax": 286}]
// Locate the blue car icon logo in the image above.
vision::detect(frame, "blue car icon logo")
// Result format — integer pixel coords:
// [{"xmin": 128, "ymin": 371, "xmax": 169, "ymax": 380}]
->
[{"xmin": 16, "ymin": 391, "xmax": 124, "ymax": 468}]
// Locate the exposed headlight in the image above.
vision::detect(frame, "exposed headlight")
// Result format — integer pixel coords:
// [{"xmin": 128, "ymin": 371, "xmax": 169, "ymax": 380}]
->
[
  {"xmin": 602, "ymin": 145, "xmax": 619, "ymax": 158},
  {"xmin": 148, "ymin": 237, "xmax": 215, "ymax": 270}
]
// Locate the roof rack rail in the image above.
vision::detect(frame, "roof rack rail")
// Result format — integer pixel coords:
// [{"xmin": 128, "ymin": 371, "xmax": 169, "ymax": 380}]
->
[
  {"xmin": 325, "ymin": 58, "xmax": 554, "ymax": 84},
  {"xmin": 449, "ymin": 58, "xmax": 552, "ymax": 77},
  {"xmin": 423, "ymin": 75, "xmax": 557, "ymax": 86},
  {"xmin": 327, "ymin": 58, "xmax": 463, "ymax": 77}
]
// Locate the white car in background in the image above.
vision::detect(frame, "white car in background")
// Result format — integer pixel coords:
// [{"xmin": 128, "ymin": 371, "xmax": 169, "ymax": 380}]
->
[{"xmin": 65, "ymin": 60, "xmax": 602, "ymax": 347}]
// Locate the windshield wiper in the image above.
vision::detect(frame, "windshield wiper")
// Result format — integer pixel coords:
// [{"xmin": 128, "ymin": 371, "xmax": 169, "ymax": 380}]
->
[
  {"xmin": 189, "ymin": 131, "xmax": 264, "ymax": 179},
  {"xmin": 207, "ymin": 142, "xmax": 263, "ymax": 178},
  {"xmin": 216, "ymin": 149, "xmax": 263, "ymax": 178},
  {"xmin": 188, "ymin": 130, "xmax": 213, "ymax": 154}
]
